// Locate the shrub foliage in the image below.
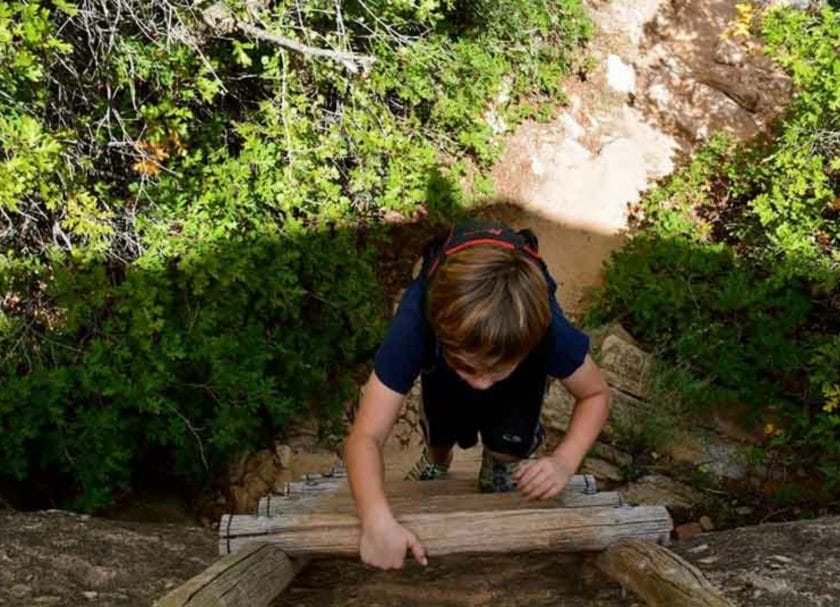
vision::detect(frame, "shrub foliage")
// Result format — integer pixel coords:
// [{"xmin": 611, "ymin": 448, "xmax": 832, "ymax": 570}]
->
[
  {"xmin": 590, "ymin": 5, "xmax": 840, "ymax": 493},
  {"xmin": 0, "ymin": 0, "xmax": 590, "ymax": 509}
]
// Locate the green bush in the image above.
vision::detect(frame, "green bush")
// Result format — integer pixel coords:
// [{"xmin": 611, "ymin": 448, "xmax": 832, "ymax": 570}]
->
[
  {"xmin": 0, "ymin": 0, "xmax": 590, "ymax": 509},
  {"xmin": 590, "ymin": 5, "xmax": 840, "ymax": 493},
  {"xmin": 1, "ymin": 231, "xmax": 384, "ymax": 509}
]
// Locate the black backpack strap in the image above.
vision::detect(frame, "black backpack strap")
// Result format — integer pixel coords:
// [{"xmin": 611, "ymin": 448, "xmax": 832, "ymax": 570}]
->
[
  {"xmin": 517, "ymin": 228, "xmax": 539, "ymax": 252},
  {"xmin": 424, "ymin": 220, "xmax": 542, "ymax": 278}
]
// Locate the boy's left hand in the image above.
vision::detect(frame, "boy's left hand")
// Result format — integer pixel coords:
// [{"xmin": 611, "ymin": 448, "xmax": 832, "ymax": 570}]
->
[{"xmin": 514, "ymin": 455, "xmax": 575, "ymax": 500}]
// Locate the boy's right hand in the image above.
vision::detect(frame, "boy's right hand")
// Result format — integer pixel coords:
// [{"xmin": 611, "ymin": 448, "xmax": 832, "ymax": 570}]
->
[{"xmin": 359, "ymin": 515, "xmax": 428, "ymax": 570}]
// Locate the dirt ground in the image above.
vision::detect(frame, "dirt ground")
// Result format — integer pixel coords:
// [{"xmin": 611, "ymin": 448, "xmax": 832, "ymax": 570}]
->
[
  {"xmin": 0, "ymin": 510, "xmax": 216, "ymax": 606},
  {"xmin": 273, "ymin": 554, "xmax": 634, "ymax": 607}
]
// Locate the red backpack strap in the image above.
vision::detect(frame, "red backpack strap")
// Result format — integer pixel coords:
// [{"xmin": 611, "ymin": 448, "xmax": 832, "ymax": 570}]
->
[{"xmin": 425, "ymin": 220, "xmax": 542, "ymax": 278}]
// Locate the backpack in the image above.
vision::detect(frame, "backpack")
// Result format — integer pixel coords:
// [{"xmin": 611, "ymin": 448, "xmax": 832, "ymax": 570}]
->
[{"xmin": 421, "ymin": 218, "xmax": 542, "ymax": 279}]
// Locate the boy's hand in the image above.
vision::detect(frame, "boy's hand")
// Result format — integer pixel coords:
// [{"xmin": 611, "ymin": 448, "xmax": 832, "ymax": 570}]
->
[
  {"xmin": 514, "ymin": 455, "xmax": 575, "ymax": 500},
  {"xmin": 359, "ymin": 515, "xmax": 428, "ymax": 570}
]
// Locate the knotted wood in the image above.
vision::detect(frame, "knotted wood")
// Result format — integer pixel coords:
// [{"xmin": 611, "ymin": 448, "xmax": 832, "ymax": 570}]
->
[{"xmin": 595, "ymin": 538, "xmax": 734, "ymax": 607}]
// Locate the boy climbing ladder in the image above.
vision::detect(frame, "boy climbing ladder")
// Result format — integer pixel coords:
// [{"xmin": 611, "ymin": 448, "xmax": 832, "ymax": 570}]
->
[{"xmin": 344, "ymin": 218, "xmax": 611, "ymax": 570}]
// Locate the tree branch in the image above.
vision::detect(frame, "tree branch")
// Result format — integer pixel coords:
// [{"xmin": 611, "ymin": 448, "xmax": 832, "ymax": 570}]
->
[{"xmin": 201, "ymin": 3, "xmax": 375, "ymax": 74}]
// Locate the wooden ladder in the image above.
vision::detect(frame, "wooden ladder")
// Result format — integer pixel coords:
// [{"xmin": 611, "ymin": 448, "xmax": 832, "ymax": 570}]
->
[{"xmin": 157, "ymin": 448, "xmax": 732, "ymax": 607}]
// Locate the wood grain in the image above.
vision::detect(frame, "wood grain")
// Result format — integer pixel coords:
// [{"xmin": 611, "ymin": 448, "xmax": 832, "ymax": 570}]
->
[
  {"xmin": 595, "ymin": 538, "xmax": 734, "ymax": 607},
  {"xmin": 257, "ymin": 474, "xmax": 598, "ymax": 516},
  {"xmin": 221, "ymin": 505, "xmax": 672, "ymax": 556},
  {"xmin": 260, "ymin": 488, "xmax": 621, "ymax": 516},
  {"xmin": 154, "ymin": 543, "xmax": 307, "ymax": 607}
]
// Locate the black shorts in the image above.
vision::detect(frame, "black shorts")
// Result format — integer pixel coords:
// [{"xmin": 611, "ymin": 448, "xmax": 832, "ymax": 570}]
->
[{"xmin": 419, "ymin": 342, "xmax": 548, "ymax": 459}]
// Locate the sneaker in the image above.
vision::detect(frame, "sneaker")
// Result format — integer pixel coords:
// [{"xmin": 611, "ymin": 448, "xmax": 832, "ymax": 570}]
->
[
  {"xmin": 478, "ymin": 449, "xmax": 520, "ymax": 493},
  {"xmin": 404, "ymin": 448, "xmax": 450, "ymax": 481}
]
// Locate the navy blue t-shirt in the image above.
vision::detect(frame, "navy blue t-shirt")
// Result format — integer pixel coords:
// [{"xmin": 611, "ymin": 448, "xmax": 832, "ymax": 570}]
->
[{"xmin": 374, "ymin": 270, "xmax": 590, "ymax": 395}]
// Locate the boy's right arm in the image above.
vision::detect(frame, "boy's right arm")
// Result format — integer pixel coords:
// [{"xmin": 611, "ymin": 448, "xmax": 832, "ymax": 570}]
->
[{"xmin": 344, "ymin": 370, "xmax": 428, "ymax": 570}]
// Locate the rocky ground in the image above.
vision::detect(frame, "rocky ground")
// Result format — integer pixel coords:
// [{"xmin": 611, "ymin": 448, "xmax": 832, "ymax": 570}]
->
[
  {"xmin": 3, "ymin": 507, "xmax": 837, "ymax": 607},
  {"xmin": 492, "ymin": 0, "xmax": 791, "ymax": 315},
  {"xmin": 0, "ymin": 510, "xmax": 216, "ymax": 606}
]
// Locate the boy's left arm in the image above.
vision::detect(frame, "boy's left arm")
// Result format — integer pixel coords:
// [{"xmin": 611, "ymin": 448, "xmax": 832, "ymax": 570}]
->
[{"xmin": 514, "ymin": 354, "xmax": 611, "ymax": 500}]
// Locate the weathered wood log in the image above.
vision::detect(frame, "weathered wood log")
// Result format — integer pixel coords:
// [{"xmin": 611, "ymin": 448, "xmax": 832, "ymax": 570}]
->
[
  {"xmin": 260, "ymin": 488, "xmax": 622, "ymax": 517},
  {"xmin": 258, "ymin": 474, "xmax": 598, "ymax": 516},
  {"xmin": 155, "ymin": 543, "xmax": 307, "ymax": 607},
  {"xmin": 221, "ymin": 468, "xmax": 348, "ymax": 555},
  {"xmin": 220, "ymin": 505, "xmax": 672, "ymax": 556},
  {"xmin": 595, "ymin": 538, "xmax": 734, "ymax": 607}
]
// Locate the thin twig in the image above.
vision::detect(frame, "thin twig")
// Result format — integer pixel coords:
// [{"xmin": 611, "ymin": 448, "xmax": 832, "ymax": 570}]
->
[
  {"xmin": 236, "ymin": 20, "xmax": 374, "ymax": 73},
  {"xmin": 170, "ymin": 406, "xmax": 209, "ymax": 471}
]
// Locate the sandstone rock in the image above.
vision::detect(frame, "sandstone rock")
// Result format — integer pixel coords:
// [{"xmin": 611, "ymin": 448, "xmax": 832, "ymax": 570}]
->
[
  {"xmin": 666, "ymin": 433, "xmax": 750, "ymax": 481},
  {"xmin": 242, "ymin": 472, "xmax": 270, "ymax": 506},
  {"xmin": 274, "ymin": 443, "xmax": 293, "ymax": 468},
  {"xmin": 714, "ymin": 40, "xmax": 745, "ymax": 66},
  {"xmin": 606, "ymin": 55, "xmax": 636, "ymax": 94},
  {"xmin": 484, "ymin": 108, "xmax": 508, "ymax": 135},
  {"xmin": 761, "ymin": 0, "xmax": 820, "ymax": 7},
  {"xmin": 589, "ymin": 442, "xmax": 633, "ymax": 469},
  {"xmin": 590, "ymin": 0, "xmax": 662, "ymax": 45},
  {"xmin": 228, "ymin": 451, "xmax": 249, "ymax": 484},
  {"xmin": 258, "ymin": 460, "xmax": 279, "ymax": 488},
  {"xmin": 607, "ymin": 389, "xmax": 653, "ymax": 440},
  {"xmin": 230, "ymin": 484, "xmax": 253, "ymax": 514},
  {"xmin": 622, "ymin": 474, "xmax": 709, "ymax": 515},
  {"xmin": 542, "ymin": 381, "xmax": 650, "ymax": 440},
  {"xmin": 541, "ymin": 381, "xmax": 576, "ymax": 433},
  {"xmin": 246, "ymin": 449, "xmax": 274, "ymax": 474},
  {"xmin": 598, "ymin": 335, "xmax": 653, "ymax": 399},
  {"xmin": 592, "ymin": 323, "xmax": 639, "ymax": 350},
  {"xmin": 675, "ymin": 522, "xmax": 704, "ymax": 541},
  {"xmin": 581, "ymin": 457, "xmax": 624, "ymax": 483},
  {"xmin": 646, "ymin": 83, "xmax": 671, "ymax": 110},
  {"xmin": 674, "ymin": 516, "xmax": 840, "ymax": 606},
  {"xmin": 558, "ymin": 112, "xmax": 585, "ymax": 140}
]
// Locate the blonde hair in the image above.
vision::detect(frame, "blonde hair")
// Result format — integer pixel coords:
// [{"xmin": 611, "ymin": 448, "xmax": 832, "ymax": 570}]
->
[{"xmin": 427, "ymin": 245, "xmax": 551, "ymax": 373}]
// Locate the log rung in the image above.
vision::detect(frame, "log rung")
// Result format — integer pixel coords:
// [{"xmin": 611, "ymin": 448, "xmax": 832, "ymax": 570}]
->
[
  {"xmin": 258, "ymin": 488, "xmax": 623, "ymax": 517},
  {"xmin": 259, "ymin": 473, "xmax": 598, "ymax": 516},
  {"xmin": 221, "ymin": 505, "xmax": 673, "ymax": 557}
]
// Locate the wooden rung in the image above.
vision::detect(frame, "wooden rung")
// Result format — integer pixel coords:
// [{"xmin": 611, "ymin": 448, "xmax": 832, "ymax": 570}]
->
[
  {"xmin": 220, "ymin": 505, "xmax": 672, "ymax": 556},
  {"xmin": 257, "ymin": 474, "xmax": 598, "ymax": 516},
  {"xmin": 259, "ymin": 488, "xmax": 621, "ymax": 517}
]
